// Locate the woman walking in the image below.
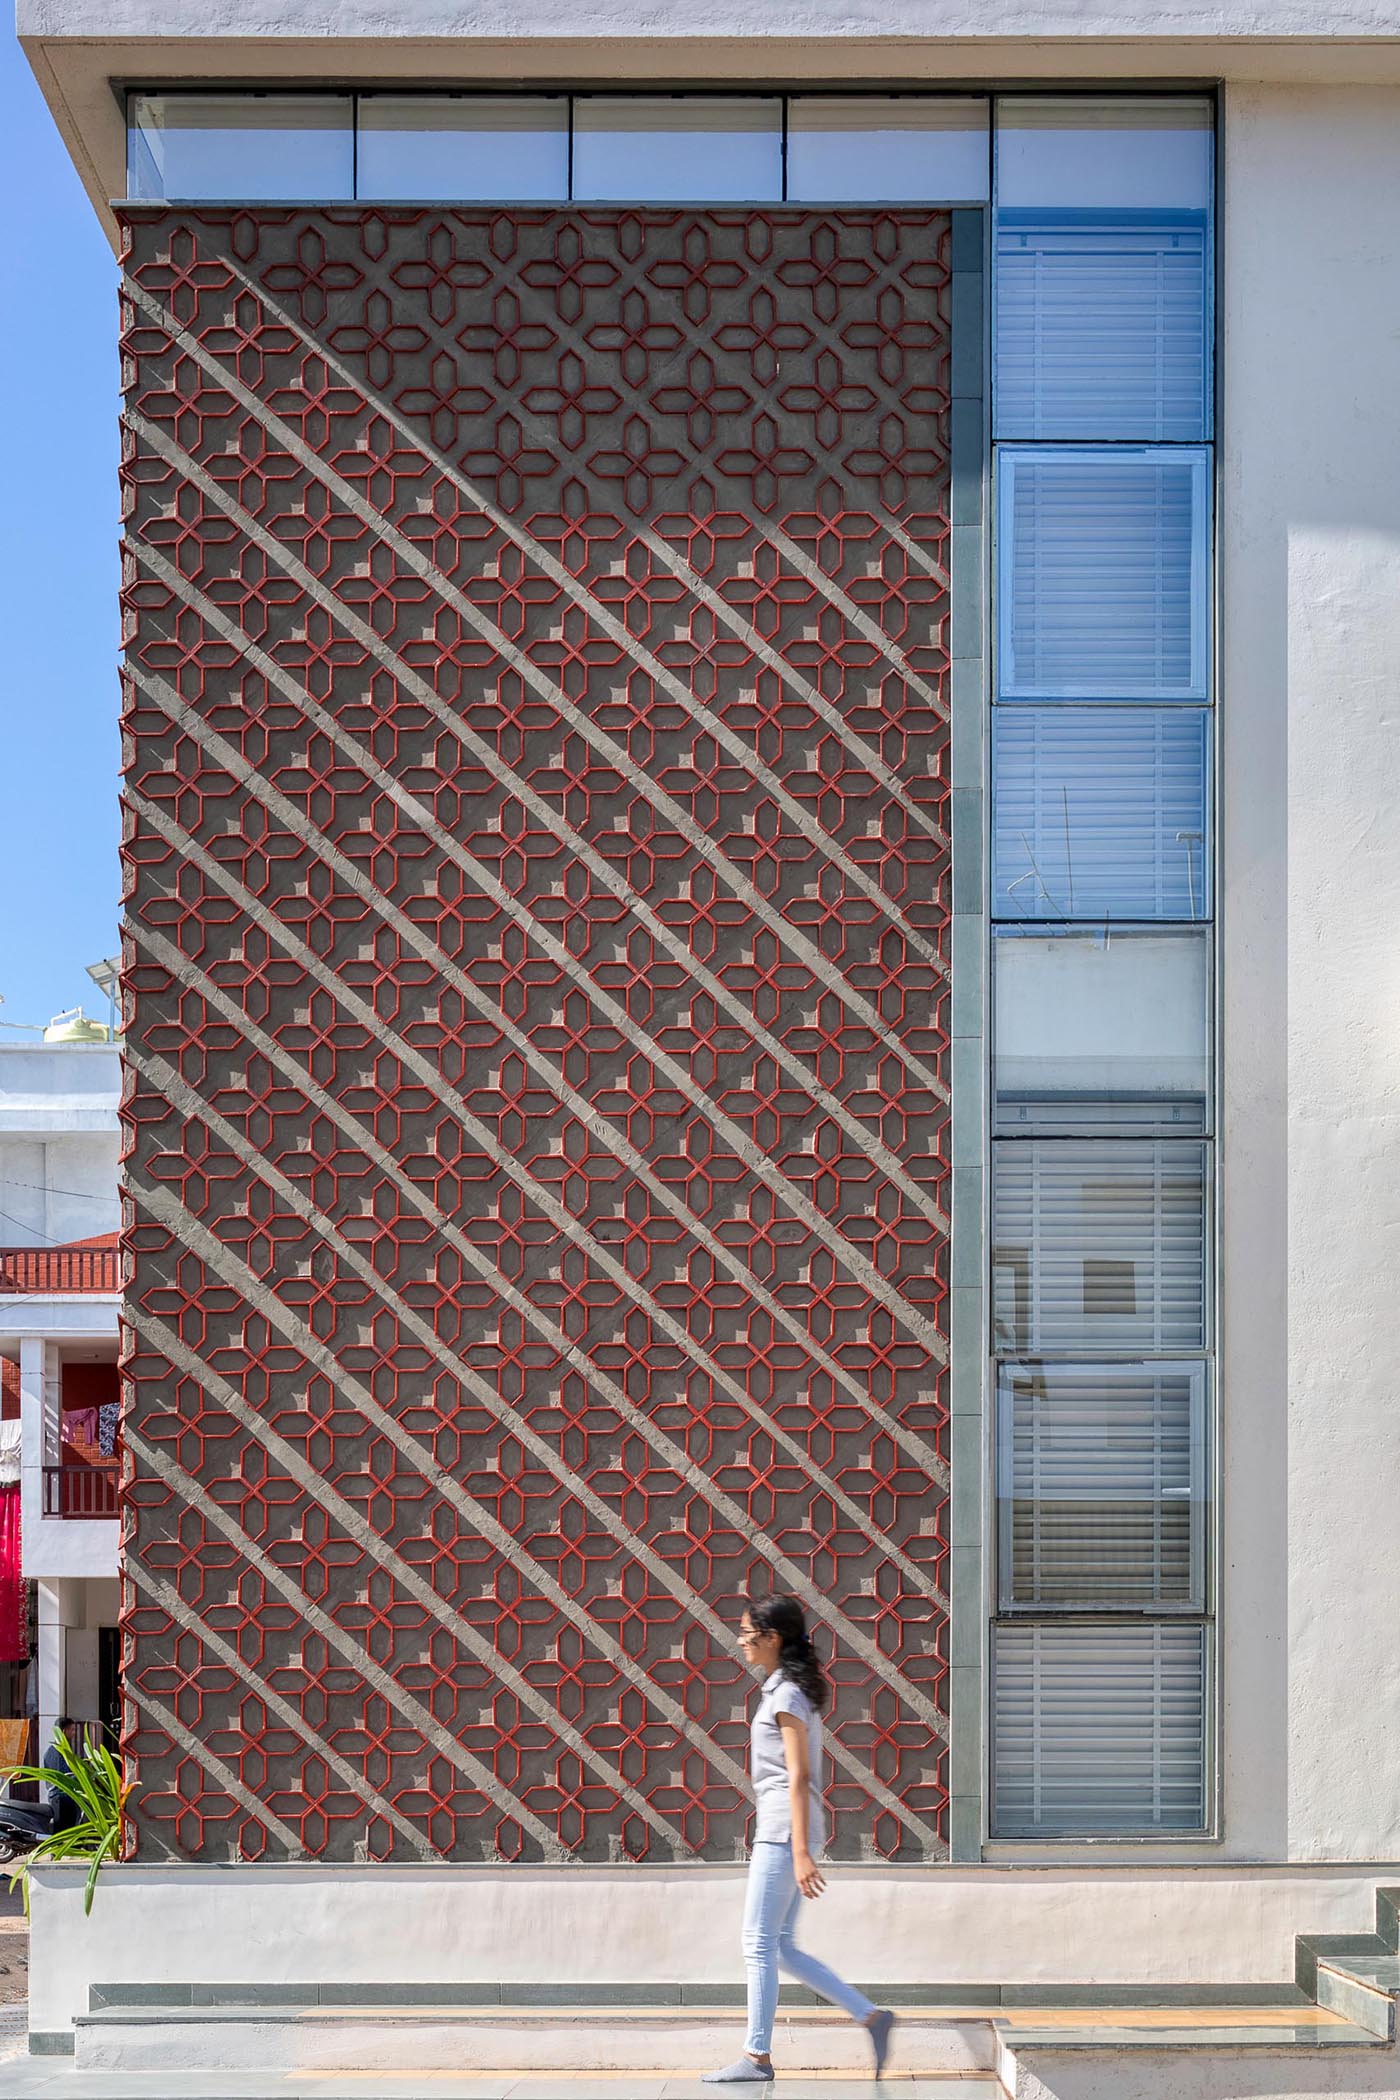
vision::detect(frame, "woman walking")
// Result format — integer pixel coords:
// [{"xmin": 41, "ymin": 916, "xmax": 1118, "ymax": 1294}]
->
[{"xmin": 702, "ymin": 1594, "xmax": 896, "ymax": 2084}]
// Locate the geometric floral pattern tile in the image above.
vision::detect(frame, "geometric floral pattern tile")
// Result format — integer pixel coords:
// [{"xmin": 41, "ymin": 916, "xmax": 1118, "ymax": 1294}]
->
[{"xmin": 115, "ymin": 204, "xmax": 953, "ymax": 1862}]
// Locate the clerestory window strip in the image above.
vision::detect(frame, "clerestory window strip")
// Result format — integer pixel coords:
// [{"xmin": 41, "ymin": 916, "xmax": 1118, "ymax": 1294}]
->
[{"xmin": 125, "ymin": 89, "xmax": 996, "ymax": 204}]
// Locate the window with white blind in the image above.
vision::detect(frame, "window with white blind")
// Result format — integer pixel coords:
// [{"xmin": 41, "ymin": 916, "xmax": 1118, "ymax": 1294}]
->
[
  {"xmin": 993, "ymin": 706, "xmax": 1209, "ymax": 923},
  {"xmin": 992, "ymin": 1140, "xmax": 1207, "ymax": 1355},
  {"xmin": 991, "ymin": 1621, "xmax": 1209, "ymax": 1835},
  {"xmin": 993, "ymin": 928, "xmax": 1210, "ymax": 1135},
  {"xmin": 995, "ymin": 215, "xmax": 1210, "ymax": 442},
  {"xmin": 997, "ymin": 1362, "xmax": 1207, "ymax": 1610},
  {"xmin": 997, "ymin": 448, "xmax": 1211, "ymax": 701},
  {"xmin": 994, "ymin": 99, "xmax": 1212, "ymax": 445}
]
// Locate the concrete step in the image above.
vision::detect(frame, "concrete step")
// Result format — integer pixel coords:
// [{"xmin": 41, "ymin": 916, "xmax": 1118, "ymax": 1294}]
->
[
  {"xmin": 1314, "ymin": 1953, "xmax": 1400, "ymax": 2039},
  {"xmin": 72, "ymin": 2003, "xmax": 999, "ymax": 2077},
  {"xmin": 993, "ymin": 2003, "xmax": 1392, "ymax": 2100}
]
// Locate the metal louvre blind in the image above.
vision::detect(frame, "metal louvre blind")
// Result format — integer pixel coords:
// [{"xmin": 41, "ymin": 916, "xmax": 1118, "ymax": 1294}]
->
[
  {"xmin": 992, "ymin": 1139, "xmax": 1207, "ymax": 1353},
  {"xmin": 995, "ymin": 215, "xmax": 1210, "ymax": 442},
  {"xmin": 998, "ymin": 449, "xmax": 1210, "ymax": 699},
  {"xmin": 997, "ymin": 1362, "xmax": 1206, "ymax": 1609},
  {"xmin": 992, "ymin": 706, "xmax": 1209, "ymax": 922},
  {"xmin": 991, "ymin": 1621, "xmax": 1208, "ymax": 1834}
]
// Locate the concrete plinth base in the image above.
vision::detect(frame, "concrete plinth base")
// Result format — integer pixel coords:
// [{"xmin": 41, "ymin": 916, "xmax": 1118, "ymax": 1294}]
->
[{"xmin": 72, "ymin": 2006, "xmax": 995, "ymax": 2077}]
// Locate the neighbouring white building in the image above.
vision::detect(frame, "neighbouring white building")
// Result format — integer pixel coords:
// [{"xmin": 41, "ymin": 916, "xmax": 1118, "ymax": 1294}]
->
[
  {"xmin": 14, "ymin": 7, "xmax": 1400, "ymax": 2098},
  {"xmin": 0, "ymin": 1043, "xmax": 121, "ymax": 1779}
]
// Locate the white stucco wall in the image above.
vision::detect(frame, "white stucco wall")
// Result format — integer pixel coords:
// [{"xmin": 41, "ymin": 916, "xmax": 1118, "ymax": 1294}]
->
[
  {"xmin": 1221, "ymin": 83, "xmax": 1400, "ymax": 1862},
  {"xmin": 0, "ymin": 1045, "xmax": 120, "ymax": 1137},
  {"xmin": 0, "ymin": 1134, "xmax": 120, "ymax": 1245},
  {"xmin": 25, "ymin": 1862, "xmax": 1400, "ymax": 2033}
]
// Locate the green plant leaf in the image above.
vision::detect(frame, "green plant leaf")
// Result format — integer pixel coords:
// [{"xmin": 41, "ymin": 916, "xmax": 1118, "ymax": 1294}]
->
[{"xmin": 5, "ymin": 1732, "xmax": 133, "ymax": 1919}]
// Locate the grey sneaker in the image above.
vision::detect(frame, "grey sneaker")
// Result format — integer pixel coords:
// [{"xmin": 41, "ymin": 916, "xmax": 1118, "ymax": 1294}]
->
[
  {"xmin": 701, "ymin": 2058, "xmax": 776, "ymax": 2083},
  {"xmin": 868, "ymin": 2007, "xmax": 897, "ymax": 2079}
]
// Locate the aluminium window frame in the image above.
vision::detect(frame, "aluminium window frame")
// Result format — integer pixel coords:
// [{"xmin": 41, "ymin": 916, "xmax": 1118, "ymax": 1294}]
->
[{"xmin": 983, "ymin": 87, "xmax": 1221, "ymax": 1849}]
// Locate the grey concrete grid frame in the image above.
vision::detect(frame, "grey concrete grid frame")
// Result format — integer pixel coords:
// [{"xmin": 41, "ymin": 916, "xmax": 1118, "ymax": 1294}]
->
[{"xmin": 944, "ymin": 205, "xmax": 988, "ymax": 1865}]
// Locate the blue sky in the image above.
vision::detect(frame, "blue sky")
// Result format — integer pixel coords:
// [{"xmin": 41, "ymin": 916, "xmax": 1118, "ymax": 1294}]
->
[{"xmin": 0, "ymin": 33, "xmax": 121, "ymax": 1035}]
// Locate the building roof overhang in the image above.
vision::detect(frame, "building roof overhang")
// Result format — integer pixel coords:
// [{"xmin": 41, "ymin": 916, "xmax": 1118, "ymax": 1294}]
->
[{"xmin": 19, "ymin": 0, "xmax": 1400, "ymax": 249}]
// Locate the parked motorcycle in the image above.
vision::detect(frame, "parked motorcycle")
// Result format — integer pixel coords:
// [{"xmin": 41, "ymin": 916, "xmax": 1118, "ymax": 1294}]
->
[
  {"xmin": 0, "ymin": 1796, "xmax": 61, "ymax": 1865},
  {"xmin": 0, "ymin": 1770, "xmax": 81, "ymax": 1864}
]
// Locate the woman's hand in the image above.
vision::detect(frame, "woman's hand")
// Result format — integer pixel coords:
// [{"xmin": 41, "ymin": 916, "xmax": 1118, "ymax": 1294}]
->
[{"xmin": 794, "ymin": 1849, "xmax": 826, "ymax": 1899}]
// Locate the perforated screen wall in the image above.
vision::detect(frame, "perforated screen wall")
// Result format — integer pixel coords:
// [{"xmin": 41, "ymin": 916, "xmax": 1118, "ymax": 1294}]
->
[{"xmin": 117, "ymin": 205, "xmax": 954, "ymax": 1863}]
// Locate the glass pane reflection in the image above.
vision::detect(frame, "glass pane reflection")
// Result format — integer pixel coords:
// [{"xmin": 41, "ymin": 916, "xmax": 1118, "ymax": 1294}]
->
[
  {"xmin": 127, "ymin": 93, "xmax": 354, "ymax": 201},
  {"xmin": 356, "ymin": 96, "xmax": 568, "ymax": 200},
  {"xmin": 994, "ymin": 928, "xmax": 1211, "ymax": 1135},
  {"xmin": 996, "ymin": 96, "xmax": 1213, "ymax": 212},
  {"xmin": 572, "ymin": 96, "xmax": 783, "ymax": 200},
  {"xmin": 992, "ymin": 1139, "xmax": 1208, "ymax": 1355},
  {"xmin": 787, "ymin": 97, "xmax": 989, "ymax": 201}
]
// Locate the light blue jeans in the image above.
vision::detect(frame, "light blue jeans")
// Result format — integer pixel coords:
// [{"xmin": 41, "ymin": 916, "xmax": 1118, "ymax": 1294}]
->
[{"xmin": 742, "ymin": 1840, "xmax": 876, "ymax": 2056}]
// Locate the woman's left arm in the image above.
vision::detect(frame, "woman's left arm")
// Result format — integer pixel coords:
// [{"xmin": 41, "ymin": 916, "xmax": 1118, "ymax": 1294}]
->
[{"xmin": 777, "ymin": 1711, "xmax": 825, "ymax": 1899}]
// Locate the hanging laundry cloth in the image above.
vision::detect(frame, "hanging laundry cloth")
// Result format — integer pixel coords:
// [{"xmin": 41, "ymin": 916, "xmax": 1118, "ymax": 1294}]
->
[
  {"xmin": 0, "ymin": 1418, "xmax": 20, "ymax": 1488},
  {"xmin": 0, "ymin": 1485, "xmax": 25, "ymax": 1665},
  {"xmin": 97, "ymin": 1402, "xmax": 120, "ymax": 1459},
  {"xmin": 62, "ymin": 1407, "xmax": 99, "ymax": 1456}
]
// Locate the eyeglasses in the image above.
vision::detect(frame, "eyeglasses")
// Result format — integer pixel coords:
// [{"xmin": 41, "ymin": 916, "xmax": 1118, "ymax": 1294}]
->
[{"xmin": 737, "ymin": 1629, "xmax": 759, "ymax": 1644}]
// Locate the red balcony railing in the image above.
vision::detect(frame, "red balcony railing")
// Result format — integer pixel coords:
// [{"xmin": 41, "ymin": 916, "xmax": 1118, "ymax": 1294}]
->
[
  {"xmin": 0, "ymin": 1235, "xmax": 119, "ymax": 1294},
  {"xmin": 43, "ymin": 1464, "xmax": 119, "ymax": 1519}
]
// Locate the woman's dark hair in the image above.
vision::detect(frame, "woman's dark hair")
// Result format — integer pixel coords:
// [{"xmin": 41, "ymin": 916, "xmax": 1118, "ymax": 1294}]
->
[{"xmin": 745, "ymin": 1593, "xmax": 829, "ymax": 1712}]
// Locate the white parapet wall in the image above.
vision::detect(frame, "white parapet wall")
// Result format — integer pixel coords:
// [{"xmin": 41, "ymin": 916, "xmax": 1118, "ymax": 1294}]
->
[{"xmin": 26, "ymin": 1862, "xmax": 1400, "ymax": 2039}]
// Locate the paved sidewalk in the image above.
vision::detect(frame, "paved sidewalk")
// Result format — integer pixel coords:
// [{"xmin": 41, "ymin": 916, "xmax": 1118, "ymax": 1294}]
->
[{"xmin": 0, "ymin": 2068, "xmax": 999, "ymax": 2098}]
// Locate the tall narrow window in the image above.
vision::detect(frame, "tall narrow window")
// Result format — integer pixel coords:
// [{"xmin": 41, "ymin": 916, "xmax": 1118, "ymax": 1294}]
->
[{"xmin": 988, "ymin": 95, "xmax": 1216, "ymax": 1841}]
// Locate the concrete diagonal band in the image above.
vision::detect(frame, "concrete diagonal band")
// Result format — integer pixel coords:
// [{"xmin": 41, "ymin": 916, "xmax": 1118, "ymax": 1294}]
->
[
  {"xmin": 122, "ymin": 1682, "xmax": 306, "ymax": 1857},
  {"xmin": 129, "ymin": 533, "xmax": 947, "ymax": 1231},
  {"xmin": 126, "ymin": 775, "xmax": 951, "ymax": 1732},
  {"xmin": 126, "ymin": 918, "xmax": 946, "ymax": 1853},
  {"xmin": 220, "ymin": 253, "xmax": 952, "ymax": 839},
  {"xmin": 124, "ymin": 1533, "xmax": 449, "ymax": 1860},
  {"xmin": 130, "ymin": 1030, "xmax": 946, "ymax": 1849},
  {"xmin": 125, "ymin": 653, "xmax": 949, "ymax": 1475},
  {"xmin": 121, "ymin": 346, "xmax": 950, "ymax": 1104}
]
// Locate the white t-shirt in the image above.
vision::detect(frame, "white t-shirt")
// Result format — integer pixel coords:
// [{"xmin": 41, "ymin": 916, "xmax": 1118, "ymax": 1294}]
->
[{"xmin": 750, "ymin": 1669, "xmax": 827, "ymax": 1851}]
